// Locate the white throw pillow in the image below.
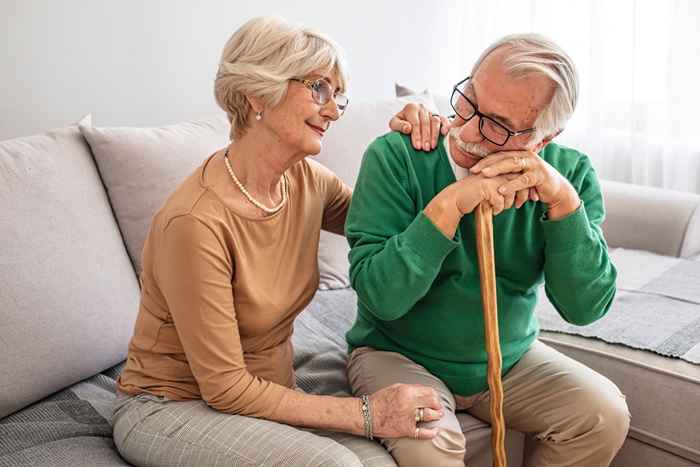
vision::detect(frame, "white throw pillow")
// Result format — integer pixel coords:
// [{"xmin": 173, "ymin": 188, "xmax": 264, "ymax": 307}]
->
[
  {"xmin": 315, "ymin": 93, "xmax": 438, "ymax": 290},
  {"xmin": 395, "ymin": 82, "xmax": 452, "ymax": 119},
  {"xmin": 79, "ymin": 115, "xmax": 230, "ymax": 273}
]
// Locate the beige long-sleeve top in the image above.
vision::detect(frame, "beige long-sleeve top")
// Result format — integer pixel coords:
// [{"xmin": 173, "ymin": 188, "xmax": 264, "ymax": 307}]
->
[{"xmin": 117, "ymin": 154, "xmax": 351, "ymax": 417}]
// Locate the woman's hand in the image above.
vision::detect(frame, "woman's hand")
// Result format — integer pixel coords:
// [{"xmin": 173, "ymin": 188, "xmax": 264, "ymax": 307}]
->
[
  {"xmin": 389, "ymin": 102, "xmax": 451, "ymax": 151},
  {"xmin": 369, "ymin": 383, "xmax": 444, "ymax": 439}
]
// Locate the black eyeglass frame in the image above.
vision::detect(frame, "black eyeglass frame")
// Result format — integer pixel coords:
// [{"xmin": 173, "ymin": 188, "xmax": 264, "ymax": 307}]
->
[
  {"xmin": 450, "ymin": 76, "xmax": 535, "ymax": 146},
  {"xmin": 289, "ymin": 78, "xmax": 349, "ymax": 114}
]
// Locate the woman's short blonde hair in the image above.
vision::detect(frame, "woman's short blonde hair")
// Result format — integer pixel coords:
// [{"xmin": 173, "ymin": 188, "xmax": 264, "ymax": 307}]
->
[{"xmin": 214, "ymin": 16, "xmax": 349, "ymax": 140}]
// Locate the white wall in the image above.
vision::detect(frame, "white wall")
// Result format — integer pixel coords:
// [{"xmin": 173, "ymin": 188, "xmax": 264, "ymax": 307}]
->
[{"xmin": 0, "ymin": 0, "xmax": 468, "ymax": 140}]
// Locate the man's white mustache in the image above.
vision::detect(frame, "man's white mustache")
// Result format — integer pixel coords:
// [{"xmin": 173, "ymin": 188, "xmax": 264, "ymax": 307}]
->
[{"xmin": 448, "ymin": 128, "xmax": 490, "ymax": 158}]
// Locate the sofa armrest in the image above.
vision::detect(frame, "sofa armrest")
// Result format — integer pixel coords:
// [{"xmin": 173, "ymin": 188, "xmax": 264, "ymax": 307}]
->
[{"xmin": 600, "ymin": 180, "xmax": 700, "ymax": 258}]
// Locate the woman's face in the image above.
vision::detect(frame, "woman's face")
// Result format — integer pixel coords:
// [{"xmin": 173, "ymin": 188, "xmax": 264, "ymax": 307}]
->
[{"xmin": 262, "ymin": 70, "xmax": 343, "ymax": 156}]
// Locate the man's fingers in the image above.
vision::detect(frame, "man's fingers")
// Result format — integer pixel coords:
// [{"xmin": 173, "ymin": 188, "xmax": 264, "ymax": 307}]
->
[
  {"xmin": 472, "ymin": 151, "xmax": 535, "ymax": 174},
  {"xmin": 529, "ymin": 187, "xmax": 540, "ymax": 201},
  {"xmin": 471, "ymin": 156, "xmax": 514, "ymax": 175},
  {"xmin": 488, "ymin": 192, "xmax": 505, "ymax": 215},
  {"xmin": 504, "ymin": 190, "xmax": 516, "ymax": 210},
  {"xmin": 481, "ymin": 155, "xmax": 532, "ymax": 177},
  {"xmin": 515, "ymin": 188, "xmax": 529, "ymax": 208},
  {"xmin": 498, "ymin": 173, "xmax": 537, "ymax": 195},
  {"xmin": 389, "ymin": 115, "xmax": 411, "ymax": 134}
]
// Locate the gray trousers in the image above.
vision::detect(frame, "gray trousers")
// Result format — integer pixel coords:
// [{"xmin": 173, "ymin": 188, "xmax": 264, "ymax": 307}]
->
[{"xmin": 111, "ymin": 392, "xmax": 396, "ymax": 467}]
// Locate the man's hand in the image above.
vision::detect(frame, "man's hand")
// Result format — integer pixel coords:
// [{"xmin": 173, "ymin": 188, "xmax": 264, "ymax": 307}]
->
[
  {"xmin": 389, "ymin": 102, "xmax": 451, "ymax": 151},
  {"xmin": 470, "ymin": 150, "xmax": 581, "ymax": 219},
  {"xmin": 452, "ymin": 173, "xmax": 522, "ymax": 216},
  {"xmin": 424, "ymin": 172, "xmax": 521, "ymax": 239}
]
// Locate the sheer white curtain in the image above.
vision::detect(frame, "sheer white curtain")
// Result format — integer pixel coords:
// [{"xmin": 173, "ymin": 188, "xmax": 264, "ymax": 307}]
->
[{"xmin": 438, "ymin": 0, "xmax": 700, "ymax": 193}]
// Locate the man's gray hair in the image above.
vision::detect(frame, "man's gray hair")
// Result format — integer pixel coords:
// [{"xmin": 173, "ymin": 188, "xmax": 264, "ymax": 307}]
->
[{"xmin": 471, "ymin": 33, "xmax": 578, "ymax": 143}]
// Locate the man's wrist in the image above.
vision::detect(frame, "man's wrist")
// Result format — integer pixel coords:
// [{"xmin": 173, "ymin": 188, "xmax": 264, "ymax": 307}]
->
[
  {"xmin": 423, "ymin": 190, "xmax": 462, "ymax": 238},
  {"xmin": 546, "ymin": 189, "xmax": 581, "ymax": 220}
]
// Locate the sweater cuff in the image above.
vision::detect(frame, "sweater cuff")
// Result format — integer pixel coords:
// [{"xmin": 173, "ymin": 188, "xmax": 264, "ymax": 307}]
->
[
  {"xmin": 541, "ymin": 202, "xmax": 593, "ymax": 253},
  {"xmin": 402, "ymin": 212, "xmax": 460, "ymax": 266}
]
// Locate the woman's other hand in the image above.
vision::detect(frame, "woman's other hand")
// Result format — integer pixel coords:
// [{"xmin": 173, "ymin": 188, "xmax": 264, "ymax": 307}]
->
[
  {"xmin": 389, "ymin": 103, "xmax": 451, "ymax": 152},
  {"xmin": 369, "ymin": 383, "xmax": 444, "ymax": 439}
]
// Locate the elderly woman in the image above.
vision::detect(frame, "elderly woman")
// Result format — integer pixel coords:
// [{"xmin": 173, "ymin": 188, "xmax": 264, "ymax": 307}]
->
[{"xmin": 111, "ymin": 16, "xmax": 448, "ymax": 467}]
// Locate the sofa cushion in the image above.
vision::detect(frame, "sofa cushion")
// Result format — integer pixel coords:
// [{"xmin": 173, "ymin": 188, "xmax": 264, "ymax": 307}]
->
[
  {"xmin": 538, "ymin": 246, "xmax": 700, "ymax": 464},
  {"xmin": 537, "ymin": 248, "xmax": 700, "ymax": 364},
  {"xmin": 600, "ymin": 180, "xmax": 700, "ymax": 258},
  {"xmin": 540, "ymin": 332, "xmax": 700, "ymax": 465},
  {"xmin": 314, "ymin": 93, "xmax": 438, "ymax": 289},
  {"xmin": 0, "ymin": 122, "xmax": 141, "ymax": 419},
  {"xmin": 395, "ymin": 83, "xmax": 452, "ymax": 118},
  {"xmin": 79, "ymin": 115, "xmax": 230, "ymax": 273}
]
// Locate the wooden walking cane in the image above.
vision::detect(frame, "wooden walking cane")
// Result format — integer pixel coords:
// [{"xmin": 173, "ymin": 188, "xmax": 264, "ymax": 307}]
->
[{"xmin": 474, "ymin": 203, "xmax": 507, "ymax": 467}]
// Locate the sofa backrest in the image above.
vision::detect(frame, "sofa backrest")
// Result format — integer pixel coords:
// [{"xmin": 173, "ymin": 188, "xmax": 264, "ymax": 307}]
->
[
  {"xmin": 0, "ymin": 123, "xmax": 141, "ymax": 418},
  {"xmin": 601, "ymin": 180, "xmax": 700, "ymax": 258}
]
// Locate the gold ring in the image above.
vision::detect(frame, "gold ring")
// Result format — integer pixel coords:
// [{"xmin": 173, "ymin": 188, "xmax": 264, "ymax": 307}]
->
[
  {"xmin": 414, "ymin": 427, "xmax": 420, "ymax": 439},
  {"xmin": 415, "ymin": 408, "xmax": 421, "ymax": 423},
  {"xmin": 418, "ymin": 407, "xmax": 424, "ymax": 422}
]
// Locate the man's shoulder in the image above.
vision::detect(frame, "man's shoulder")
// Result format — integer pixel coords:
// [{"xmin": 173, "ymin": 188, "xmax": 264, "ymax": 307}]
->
[
  {"xmin": 365, "ymin": 131, "xmax": 444, "ymax": 169},
  {"xmin": 367, "ymin": 131, "xmax": 412, "ymax": 158}
]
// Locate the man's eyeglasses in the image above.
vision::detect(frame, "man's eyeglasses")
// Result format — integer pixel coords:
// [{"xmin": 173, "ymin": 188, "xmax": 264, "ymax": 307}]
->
[
  {"xmin": 450, "ymin": 76, "xmax": 535, "ymax": 146},
  {"xmin": 290, "ymin": 78, "xmax": 349, "ymax": 115}
]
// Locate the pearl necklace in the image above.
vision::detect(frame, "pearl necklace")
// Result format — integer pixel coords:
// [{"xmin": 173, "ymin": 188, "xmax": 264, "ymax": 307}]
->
[{"xmin": 223, "ymin": 149, "xmax": 288, "ymax": 214}]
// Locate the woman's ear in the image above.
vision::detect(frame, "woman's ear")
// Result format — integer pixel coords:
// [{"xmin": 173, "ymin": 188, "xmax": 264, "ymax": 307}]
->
[{"xmin": 245, "ymin": 95, "xmax": 264, "ymax": 114}]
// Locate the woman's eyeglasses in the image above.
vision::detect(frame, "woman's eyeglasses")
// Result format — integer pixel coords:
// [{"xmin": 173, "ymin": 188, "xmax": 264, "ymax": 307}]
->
[{"xmin": 290, "ymin": 78, "xmax": 349, "ymax": 115}]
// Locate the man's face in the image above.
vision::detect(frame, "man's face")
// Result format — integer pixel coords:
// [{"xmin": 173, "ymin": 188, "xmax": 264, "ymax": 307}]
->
[{"xmin": 448, "ymin": 47, "xmax": 556, "ymax": 169}]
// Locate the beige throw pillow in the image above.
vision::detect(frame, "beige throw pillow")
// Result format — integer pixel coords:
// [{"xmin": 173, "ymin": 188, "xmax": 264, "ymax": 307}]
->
[{"xmin": 79, "ymin": 114, "xmax": 230, "ymax": 273}]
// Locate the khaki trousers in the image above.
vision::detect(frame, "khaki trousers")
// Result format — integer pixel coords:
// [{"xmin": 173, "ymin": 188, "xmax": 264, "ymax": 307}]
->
[{"xmin": 347, "ymin": 340, "xmax": 630, "ymax": 467}]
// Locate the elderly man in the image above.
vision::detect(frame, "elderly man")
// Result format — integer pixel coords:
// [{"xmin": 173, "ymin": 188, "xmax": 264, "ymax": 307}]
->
[{"xmin": 345, "ymin": 34, "xmax": 631, "ymax": 467}]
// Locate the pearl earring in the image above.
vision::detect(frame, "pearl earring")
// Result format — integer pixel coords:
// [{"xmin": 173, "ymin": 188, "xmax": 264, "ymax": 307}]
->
[{"xmin": 255, "ymin": 112, "xmax": 263, "ymax": 121}]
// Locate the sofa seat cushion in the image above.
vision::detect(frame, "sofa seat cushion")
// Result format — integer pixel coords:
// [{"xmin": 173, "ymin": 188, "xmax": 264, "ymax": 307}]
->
[
  {"xmin": 0, "ymin": 122, "xmax": 141, "ymax": 419},
  {"xmin": 0, "ymin": 362, "xmax": 129, "ymax": 467},
  {"xmin": 540, "ymin": 332, "xmax": 700, "ymax": 465},
  {"xmin": 537, "ymin": 246, "xmax": 700, "ymax": 464},
  {"xmin": 537, "ymin": 248, "xmax": 700, "ymax": 364}
]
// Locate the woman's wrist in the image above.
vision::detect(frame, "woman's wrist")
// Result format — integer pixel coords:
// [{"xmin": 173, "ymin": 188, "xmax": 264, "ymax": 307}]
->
[{"xmin": 359, "ymin": 395, "xmax": 374, "ymax": 440}]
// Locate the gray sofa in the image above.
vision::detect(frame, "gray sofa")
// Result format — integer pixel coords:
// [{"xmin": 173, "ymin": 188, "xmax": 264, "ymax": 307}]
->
[{"xmin": 1, "ymin": 94, "xmax": 699, "ymax": 467}]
